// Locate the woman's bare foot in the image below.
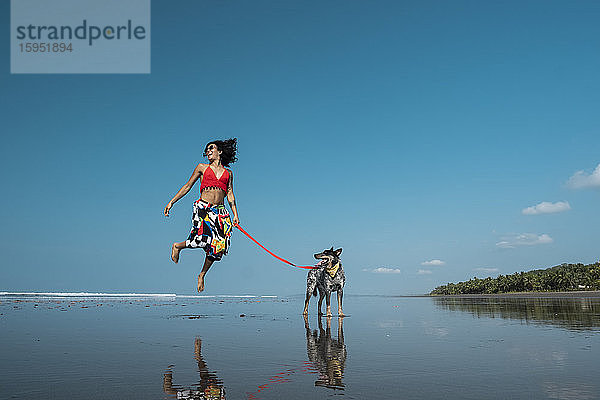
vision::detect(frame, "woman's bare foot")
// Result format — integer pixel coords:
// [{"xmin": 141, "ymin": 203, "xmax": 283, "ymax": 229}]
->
[
  {"xmin": 171, "ymin": 243, "xmax": 180, "ymax": 263},
  {"xmin": 197, "ymin": 273, "xmax": 205, "ymax": 292}
]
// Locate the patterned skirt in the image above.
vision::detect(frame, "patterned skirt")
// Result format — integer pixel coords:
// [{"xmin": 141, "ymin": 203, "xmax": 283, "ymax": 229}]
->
[{"xmin": 185, "ymin": 199, "xmax": 233, "ymax": 261}]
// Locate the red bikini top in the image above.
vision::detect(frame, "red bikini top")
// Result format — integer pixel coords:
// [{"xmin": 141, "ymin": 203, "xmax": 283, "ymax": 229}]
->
[{"xmin": 200, "ymin": 166, "xmax": 230, "ymax": 193}]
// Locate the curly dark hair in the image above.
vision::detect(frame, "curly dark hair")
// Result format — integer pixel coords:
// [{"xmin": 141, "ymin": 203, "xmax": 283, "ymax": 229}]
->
[{"xmin": 204, "ymin": 138, "xmax": 238, "ymax": 167}]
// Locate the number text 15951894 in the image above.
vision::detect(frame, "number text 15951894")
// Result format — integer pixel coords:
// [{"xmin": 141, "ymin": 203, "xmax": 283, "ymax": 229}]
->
[{"xmin": 19, "ymin": 43, "xmax": 73, "ymax": 53}]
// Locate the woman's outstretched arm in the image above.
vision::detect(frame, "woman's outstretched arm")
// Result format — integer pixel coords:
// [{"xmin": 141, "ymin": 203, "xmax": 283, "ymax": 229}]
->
[
  {"xmin": 226, "ymin": 170, "xmax": 239, "ymax": 225},
  {"xmin": 164, "ymin": 163, "xmax": 204, "ymax": 216}
]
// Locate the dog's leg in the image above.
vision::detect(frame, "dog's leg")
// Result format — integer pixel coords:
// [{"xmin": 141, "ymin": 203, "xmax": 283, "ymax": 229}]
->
[
  {"xmin": 337, "ymin": 289, "xmax": 344, "ymax": 317},
  {"xmin": 317, "ymin": 291, "xmax": 325, "ymax": 316},
  {"xmin": 325, "ymin": 292, "xmax": 332, "ymax": 317},
  {"xmin": 304, "ymin": 272, "xmax": 316, "ymax": 315},
  {"xmin": 303, "ymin": 291, "xmax": 311, "ymax": 316}
]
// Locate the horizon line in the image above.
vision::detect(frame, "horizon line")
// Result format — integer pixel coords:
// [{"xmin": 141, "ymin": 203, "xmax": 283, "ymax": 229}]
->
[{"xmin": 0, "ymin": 291, "xmax": 278, "ymax": 298}]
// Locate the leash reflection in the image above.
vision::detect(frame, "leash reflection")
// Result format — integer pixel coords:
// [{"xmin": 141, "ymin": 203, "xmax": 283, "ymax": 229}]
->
[
  {"xmin": 246, "ymin": 316, "xmax": 347, "ymax": 399},
  {"xmin": 165, "ymin": 318, "xmax": 347, "ymax": 399},
  {"xmin": 163, "ymin": 337, "xmax": 225, "ymax": 400}
]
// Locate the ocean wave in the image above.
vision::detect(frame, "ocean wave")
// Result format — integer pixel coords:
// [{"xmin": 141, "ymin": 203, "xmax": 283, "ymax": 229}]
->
[
  {"xmin": 0, "ymin": 292, "xmax": 277, "ymax": 299},
  {"xmin": 0, "ymin": 292, "xmax": 177, "ymax": 298},
  {"xmin": 162, "ymin": 294, "xmax": 278, "ymax": 299}
]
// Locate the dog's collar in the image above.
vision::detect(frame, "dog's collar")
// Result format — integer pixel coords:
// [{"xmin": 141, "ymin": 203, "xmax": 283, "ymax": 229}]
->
[{"xmin": 326, "ymin": 262, "xmax": 340, "ymax": 278}]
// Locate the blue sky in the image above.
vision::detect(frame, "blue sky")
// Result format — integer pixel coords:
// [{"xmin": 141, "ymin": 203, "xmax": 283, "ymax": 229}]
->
[{"xmin": 1, "ymin": 0, "xmax": 599, "ymax": 295}]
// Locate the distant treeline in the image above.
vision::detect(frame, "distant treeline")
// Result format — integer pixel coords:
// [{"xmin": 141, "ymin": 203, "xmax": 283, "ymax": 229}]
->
[{"xmin": 430, "ymin": 262, "xmax": 600, "ymax": 295}]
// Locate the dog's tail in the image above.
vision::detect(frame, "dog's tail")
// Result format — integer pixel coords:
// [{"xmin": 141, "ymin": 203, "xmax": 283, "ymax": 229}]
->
[{"xmin": 312, "ymin": 287, "xmax": 317, "ymax": 297}]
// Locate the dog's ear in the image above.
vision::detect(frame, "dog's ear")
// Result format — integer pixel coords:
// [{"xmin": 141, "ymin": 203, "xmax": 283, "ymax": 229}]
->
[{"xmin": 334, "ymin": 248, "xmax": 342, "ymax": 257}]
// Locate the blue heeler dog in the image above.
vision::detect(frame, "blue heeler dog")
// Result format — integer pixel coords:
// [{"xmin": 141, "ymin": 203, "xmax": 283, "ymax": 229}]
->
[{"xmin": 303, "ymin": 247, "xmax": 345, "ymax": 317}]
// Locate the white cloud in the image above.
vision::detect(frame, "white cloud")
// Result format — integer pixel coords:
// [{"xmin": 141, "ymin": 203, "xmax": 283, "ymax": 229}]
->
[
  {"xmin": 371, "ymin": 267, "xmax": 402, "ymax": 274},
  {"xmin": 522, "ymin": 201, "xmax": 571, "ymax": 215},
  {"xmin": 474, "ymin": 267, "xmax": 499, "ymax": 273},
  {"xmin": 567, "ymin": 163, "xmax": 600, "ymax": 189},
  {"xmin": 421, "ymin": 259, "xmax": 445, "ymax": 266},
  {"xmin": 417, "ymin": 269, "xmax": 432, "ymax": 275},
  {"xmin": 496, "ymin": 233, "xmax": 553, "ymax": 249}
]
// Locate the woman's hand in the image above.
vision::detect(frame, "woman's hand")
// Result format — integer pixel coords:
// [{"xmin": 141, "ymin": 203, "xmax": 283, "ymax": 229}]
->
[
  {"xmin": 164, "ymin": 202, "xmax": 173, "ymax": 217},
  {"xmin": 232, "ymin": 216, "xmax": 239, "ymax": 226},
  {"xmin": 164, "ymin": 163, "xmax": 203, "ymax": 218}
]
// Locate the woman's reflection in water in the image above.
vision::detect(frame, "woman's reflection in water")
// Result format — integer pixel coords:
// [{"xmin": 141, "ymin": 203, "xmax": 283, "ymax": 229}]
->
[
  {"xmin": 163, "ymin": 337, "xmax": 225, "ymax": 400},
  {"xmin": 304, "ymin": 315, "xmax": 347, "ymax": 390}
]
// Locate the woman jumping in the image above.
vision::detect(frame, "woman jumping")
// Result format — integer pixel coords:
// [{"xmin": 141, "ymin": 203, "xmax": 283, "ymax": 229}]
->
[{"xmin": 163, "ymin": 138, "xmax": 240, "ymax": 292}]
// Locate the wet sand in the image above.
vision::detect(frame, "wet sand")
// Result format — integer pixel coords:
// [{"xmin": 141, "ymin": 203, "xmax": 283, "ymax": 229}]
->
[
  {"xmin": 1, "ymin": 293, "xmax": 599, "ymax": 399},
  {"xmin": 429, "ymin": 290, "xmax": 600, "ymax": 298}
]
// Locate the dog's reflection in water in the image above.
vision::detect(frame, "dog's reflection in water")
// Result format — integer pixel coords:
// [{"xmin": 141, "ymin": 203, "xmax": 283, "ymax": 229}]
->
[
  {"xmin": 163, "ymin": 337, "xmax": 225, "ymax": 400},
  {"xmin": 304, "ymin": 315, "xmax": 347, "ymax": 390}
]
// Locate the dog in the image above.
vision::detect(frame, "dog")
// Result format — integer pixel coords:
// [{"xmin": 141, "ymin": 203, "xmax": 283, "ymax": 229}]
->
[{"xmin": 303, "ymin": 247, "xmax": 345, "ymax": 317}]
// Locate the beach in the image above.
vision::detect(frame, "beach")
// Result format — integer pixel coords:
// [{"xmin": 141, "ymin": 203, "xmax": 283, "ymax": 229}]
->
[
  {"xmin": 429, "ymin": 290, "xmax": 600, "ymax": 298},
  {"xmin": 1, "ymin": 292, "xmax": 599, "ymax": 399}
]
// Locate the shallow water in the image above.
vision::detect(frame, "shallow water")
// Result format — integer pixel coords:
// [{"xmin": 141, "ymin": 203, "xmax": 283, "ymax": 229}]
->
[{"xmin": 1, "ymin": 294, "xmax": 599, "ymax": 399}]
